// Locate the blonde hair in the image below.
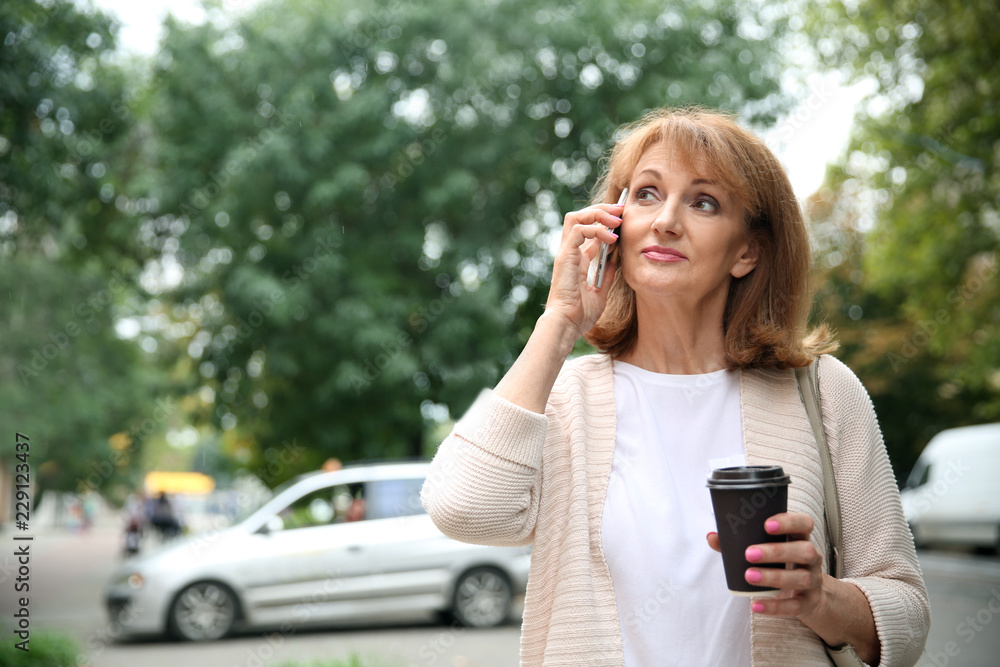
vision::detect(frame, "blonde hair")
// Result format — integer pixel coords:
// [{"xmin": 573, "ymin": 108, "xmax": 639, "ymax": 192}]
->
[{"xmin": 583, "ymin": 106, "xmax": 836, "ymax": 369}]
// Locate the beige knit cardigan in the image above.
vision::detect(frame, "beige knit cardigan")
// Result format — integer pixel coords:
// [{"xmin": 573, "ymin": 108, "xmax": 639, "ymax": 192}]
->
[{"xmin": 421, "ymin": 353, "xmax": 929, "ymax": 666}]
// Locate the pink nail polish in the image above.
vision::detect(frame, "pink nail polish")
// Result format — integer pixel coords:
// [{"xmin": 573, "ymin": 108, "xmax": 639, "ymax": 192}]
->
[
  {"xmin": 745, "ymin": 569, "xmax": 763, "ymax": 584},
  {"xmin": 752, "ymin": 602, "xmax": 765, "ymax": 613},
  {"xmin": 745, "ymin": 547, "xmax": 762, "ymax": 562},
  {"xmin": 765, "ymin": 520, "xmax": 780, "ymax": 533}
]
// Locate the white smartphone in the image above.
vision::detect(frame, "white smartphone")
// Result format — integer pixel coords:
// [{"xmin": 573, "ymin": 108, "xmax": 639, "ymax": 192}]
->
[{"xmin": 594, "ymin": 187, "xmax": 628, "ymax": 289}]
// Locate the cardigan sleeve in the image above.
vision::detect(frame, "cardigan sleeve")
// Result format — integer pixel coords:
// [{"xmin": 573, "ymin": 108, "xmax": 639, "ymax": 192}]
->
[
  {"xmin": 818, "ymin": 355, "xmax": 931, "ymax": 667},
  {"xmin": 420, "ymin": 388, "xmax": 549, "ymax": 547}
]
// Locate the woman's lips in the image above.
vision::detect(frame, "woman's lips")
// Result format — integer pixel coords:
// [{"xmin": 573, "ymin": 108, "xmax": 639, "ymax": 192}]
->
[{"xmin": 641, "ymin": 245, "xmax": 688, "ymax": 262}]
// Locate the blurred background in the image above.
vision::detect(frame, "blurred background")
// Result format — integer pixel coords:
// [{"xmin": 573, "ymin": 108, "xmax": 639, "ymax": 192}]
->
[{"xmin": 0, "ymin": 0, "xmax": 997, "ymax": 665}]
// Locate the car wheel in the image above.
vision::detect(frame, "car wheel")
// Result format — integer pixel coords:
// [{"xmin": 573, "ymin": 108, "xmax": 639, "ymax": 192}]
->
[
  {"xmin": 169, "ymin": 581, "xmax": 238, "ymax": 641},
  {"xmin": 452, "ymin": 567, "xmax": 512, "ymax": 628}
]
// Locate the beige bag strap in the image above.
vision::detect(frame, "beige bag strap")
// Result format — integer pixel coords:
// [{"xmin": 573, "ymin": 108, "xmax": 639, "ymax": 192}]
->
[
  {"xmin": 796, "ymin": 360, "xmax": 867, "ymax": 666},
  {"xmin": 795, "ymin": 359, "xmax": 843, "ymax": 579}
]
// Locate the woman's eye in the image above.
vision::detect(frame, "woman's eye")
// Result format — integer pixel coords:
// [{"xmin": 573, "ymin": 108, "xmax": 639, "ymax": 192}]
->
[
  {"xmin": 693, "ymin": 197, "xmax": 719, "ymax": 212},
  {"xmin": 636, "ymin": 188, "xmax": 656, "ymax": 201}
]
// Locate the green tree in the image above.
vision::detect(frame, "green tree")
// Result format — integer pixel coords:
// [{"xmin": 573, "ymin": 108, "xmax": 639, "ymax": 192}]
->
[
  {"xmin": 1, "ymin": 0, "xmax": 134, "ymax": 262},
  {"xmin": 807, "ymin": 0, "xmax": 1000, "ymax": 473},
  {"xmin": 806, "ymin": 193, "xmax": 989, "ymax": 480},
  {"xmin": 129, "ymin": 0, "xmax": 798, "ymax": 480},
  {"xmin": 0, "ymin": 1, "xmax": 159, "ymax": 496}
]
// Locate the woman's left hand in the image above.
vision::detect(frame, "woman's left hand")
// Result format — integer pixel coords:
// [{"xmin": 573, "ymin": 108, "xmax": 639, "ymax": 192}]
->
[
  {"xmin": 708, "ymin": 513, "xmax": 881, "ymax": 663},
  {"xmin": 706, "ymin": 512, "xmax": 827, "ymax": 617}
]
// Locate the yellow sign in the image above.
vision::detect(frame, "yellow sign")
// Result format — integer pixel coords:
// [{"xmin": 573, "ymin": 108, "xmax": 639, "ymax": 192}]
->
[{"xmin": 144, "ymin": 471, "xmax": 215, "ymax": 495}]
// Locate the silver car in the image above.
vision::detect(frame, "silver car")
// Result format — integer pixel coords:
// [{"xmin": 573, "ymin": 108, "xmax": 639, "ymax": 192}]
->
[{"xmin": 105, "ymin": 462, "xmax": 531, "ymax": 640}]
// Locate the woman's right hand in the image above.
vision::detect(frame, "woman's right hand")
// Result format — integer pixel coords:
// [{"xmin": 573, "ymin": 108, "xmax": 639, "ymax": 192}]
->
[
  {"xmin": 493, "ymin": 199, "xmax": 624, "ymax": 414},
  {"xmin": 544, "ymin": 200, "xmax": 625, "ymax": 337}
]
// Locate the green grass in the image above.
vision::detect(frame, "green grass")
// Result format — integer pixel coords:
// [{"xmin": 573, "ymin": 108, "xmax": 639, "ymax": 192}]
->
[
  {"xmin": 0, "ymin": 627, "xmax": 396, "ymax": 667},
  {"xmin": 270, "ymin": 657, "xmax": 398, "ymax": 667},
  {"xmin": 0, "ymin": 629, "xmax": 83, "ymax": 667}
]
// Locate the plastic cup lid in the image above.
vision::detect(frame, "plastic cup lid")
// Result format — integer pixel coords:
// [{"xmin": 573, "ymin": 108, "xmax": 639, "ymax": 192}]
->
[{"xmin": 706, "ymin": 465, "xmax": 790, "ymax": 487}]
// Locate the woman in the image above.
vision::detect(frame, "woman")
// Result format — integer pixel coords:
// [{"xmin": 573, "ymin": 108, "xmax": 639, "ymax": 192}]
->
[{"xmin": 421, "ymin": 107, "xmax": 929, "ymax": 666}]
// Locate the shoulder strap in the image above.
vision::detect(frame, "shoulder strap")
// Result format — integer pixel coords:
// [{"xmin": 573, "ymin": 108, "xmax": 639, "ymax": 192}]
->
[{"xmin": 794, "ymin": 359, "xmax": 843, "ymax": 579}]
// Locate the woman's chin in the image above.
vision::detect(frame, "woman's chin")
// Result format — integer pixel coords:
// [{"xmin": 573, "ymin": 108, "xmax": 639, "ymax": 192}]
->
[
  {"xmin": 629, "ymin": 278, "xmax": 731, "ymax": 308},
  {"xmin": 628, "ymin": 273, "xmax": 694, "ymax": 295}
]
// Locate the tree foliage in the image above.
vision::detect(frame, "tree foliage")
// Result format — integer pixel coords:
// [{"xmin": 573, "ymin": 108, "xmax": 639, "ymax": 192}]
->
[
  {"xmin": 0, "ymin": 0, "xmax": 159, "ymax": 495},
  {"xmin": 6, "ymin": 0, "xmax": 835, "ymax": 492},
  {"xmin": 808, "ymin": 0, "xmax": 1000, "ymax": 475},
  {"xmin": 131, "ymin": 0, "xmax": 795, "ymax": 477}
]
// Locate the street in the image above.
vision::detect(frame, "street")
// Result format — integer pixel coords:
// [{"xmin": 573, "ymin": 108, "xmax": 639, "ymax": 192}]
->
[
  {"xmin": 1, "ymin": 524, "xmax": 998, "ymax": 666},
  {"xmin": 0, "ymin": 524, "xmax": 521, "ymax": 667},
  {"xmin": 915, "ymin": 550, "xmax": 1000, "ymax": 667}
]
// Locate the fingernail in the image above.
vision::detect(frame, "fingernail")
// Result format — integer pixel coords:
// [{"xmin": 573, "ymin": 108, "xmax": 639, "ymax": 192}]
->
[
  {"xmin": 611, "ymin": 215, "xmax": 622, "ymax": 222},
  {"xmin": 609, "ymin": 232, "xmax": 618, "ymax": 239},
  {"xmin": 745, "ymin": 547, "xmax": 762, "ymax": 562},
  {"xmin": 706, "ymin": 532, "xmax": 717, "ymax": 539},
  {"xmin": 765, "ymin": 520, "xmax": 780, "ymax": 533},
  {"xmin": 745, "ymin": 569, "xmax": 763, "ymax": 584},
  {"xmin": 752, "ymin": 602, "xmax": 765, "ymax": 613}
]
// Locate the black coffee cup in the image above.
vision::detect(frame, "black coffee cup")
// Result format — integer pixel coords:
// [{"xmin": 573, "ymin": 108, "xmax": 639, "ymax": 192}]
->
[{"xmin": 707, "ymin": 466, "xmax": 791, "ymax": 596}]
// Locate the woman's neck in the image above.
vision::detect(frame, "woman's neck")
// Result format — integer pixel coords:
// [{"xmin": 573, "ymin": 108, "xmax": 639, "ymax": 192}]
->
[{"xmin": 616, "ymin": 292, "xmax": 729, "ymax": 375}]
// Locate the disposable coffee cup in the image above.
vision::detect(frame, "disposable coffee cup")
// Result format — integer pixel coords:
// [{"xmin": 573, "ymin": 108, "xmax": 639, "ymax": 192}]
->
[{"xmin": 707, "ymin": 466, "xmax": 791, "ymax": 596}]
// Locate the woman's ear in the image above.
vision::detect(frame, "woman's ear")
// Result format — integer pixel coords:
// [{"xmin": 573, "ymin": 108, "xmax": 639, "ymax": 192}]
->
[{"xmin": 730, "ymin": 237, "xmax": 759, "ymax": 279}]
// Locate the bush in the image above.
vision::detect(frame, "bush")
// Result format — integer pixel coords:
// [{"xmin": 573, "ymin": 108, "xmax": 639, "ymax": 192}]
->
[{"xmin": 0, "ymin": 629, "xmax": 82, "ymax": 667}]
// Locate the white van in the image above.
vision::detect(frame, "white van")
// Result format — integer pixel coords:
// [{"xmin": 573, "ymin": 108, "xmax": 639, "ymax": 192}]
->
[{"xmin": 900, "ymin": 422, "xmax": 1000, "ymax": 550}]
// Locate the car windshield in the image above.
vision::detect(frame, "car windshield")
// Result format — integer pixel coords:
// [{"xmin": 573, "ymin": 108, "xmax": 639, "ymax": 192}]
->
[{"xmin": 231, "ymin": 475, "xmax": 307, "ymax": 524}]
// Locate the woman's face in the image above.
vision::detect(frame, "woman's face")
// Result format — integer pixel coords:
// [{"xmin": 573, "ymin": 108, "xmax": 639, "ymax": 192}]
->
[{"xmin": 618, "ymin": 142, "xmax": 757, "ymax": 306}]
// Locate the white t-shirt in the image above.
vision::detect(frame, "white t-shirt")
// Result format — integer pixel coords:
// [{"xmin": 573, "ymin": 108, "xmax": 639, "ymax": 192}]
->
[{"xmin": 601, "ymin": 360, "xmax": 751, "ymax": 667}]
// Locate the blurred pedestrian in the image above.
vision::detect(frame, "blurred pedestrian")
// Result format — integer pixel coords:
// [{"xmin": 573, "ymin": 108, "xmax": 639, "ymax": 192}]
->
[
  {"xmin": 81, "ymin": 493, "xmax": 96, "ymax": 531},
  {"xmin": 150, "ymin": 491, "xmax": 181, "ymax": 540},
  {"xmin": 122, "ymin": 492, "xmax": 145, "ymax": 557}
]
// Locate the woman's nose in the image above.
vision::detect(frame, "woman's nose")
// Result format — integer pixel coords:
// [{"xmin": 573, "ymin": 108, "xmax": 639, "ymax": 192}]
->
[{"xmin": 650, "ymin": 200, "xmax": 682, "ymax": 235}]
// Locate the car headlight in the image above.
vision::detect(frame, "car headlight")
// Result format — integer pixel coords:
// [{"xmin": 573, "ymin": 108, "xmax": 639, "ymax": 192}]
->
[{"xmin": 113, "ymin": 571, "xmax": 145, "ymax": 590}]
